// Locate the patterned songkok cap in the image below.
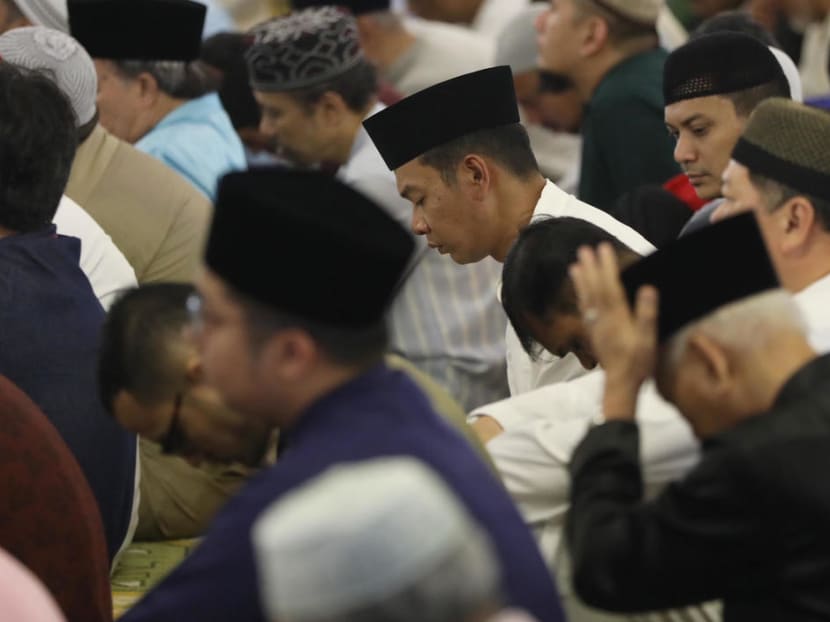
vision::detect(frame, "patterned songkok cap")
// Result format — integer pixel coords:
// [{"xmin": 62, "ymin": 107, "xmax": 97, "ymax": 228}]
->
[
  {"xmin": 732, "ymin": 97, "xmax": 830, "ymax": 202},
  {"xmin": 246, "ymin": 6, "xmax": 363, "ymax": 92}
]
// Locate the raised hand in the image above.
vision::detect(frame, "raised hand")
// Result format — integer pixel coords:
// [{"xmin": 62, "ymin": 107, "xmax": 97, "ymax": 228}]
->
[{"xmin": 569, "ymin": 243, "xmax": 659, "ymax": 421}]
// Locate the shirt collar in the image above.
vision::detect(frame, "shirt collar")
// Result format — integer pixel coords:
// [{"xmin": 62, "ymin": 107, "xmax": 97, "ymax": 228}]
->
[
  {"xmin": 773, "ymin": 353, "xmax": 830, "ymax": 410},
  {"xmin": 281, "ymin": 362, "xmax": 391, "ymax": 448}
]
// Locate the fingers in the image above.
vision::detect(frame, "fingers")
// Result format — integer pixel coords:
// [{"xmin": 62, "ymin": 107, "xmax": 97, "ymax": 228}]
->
[
  {"xmin": 569, "ymin": 243, "xmax": 627, "ymax": 316},
  {"xmin": 570, "ymin": 248, "xmax": 595, "ymax": 316},
  {"xmin": 634, "ymin": 285, "xmax": 659, "ymax": 342}
]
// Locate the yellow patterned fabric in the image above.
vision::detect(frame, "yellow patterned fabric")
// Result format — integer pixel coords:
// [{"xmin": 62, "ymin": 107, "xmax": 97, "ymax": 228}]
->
[{"xmin": 111, "ymin": 540, "xmax": 199, "ymax": 619}]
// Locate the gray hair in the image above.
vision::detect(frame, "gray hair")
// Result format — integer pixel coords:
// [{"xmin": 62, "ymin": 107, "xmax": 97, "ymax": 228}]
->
[
  {"xmin": 113, "ymin": 59, "xmax": 219, "ymax": 99},
  {"xmin": 664, "ymin": 289, "xmax": 805, "ymax": 369},
  {"xmin": 297, "ymin": 528, "xmax": 502, "ymax": 622}
]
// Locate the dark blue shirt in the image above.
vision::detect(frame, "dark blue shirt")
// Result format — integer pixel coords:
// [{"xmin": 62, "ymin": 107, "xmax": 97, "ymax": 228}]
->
[
  {"xmin": 0, "ymin": 226, "xmax": 136, "ymax": 561},
  {"xmin": 122, "ymin": 364, "xmax": 565, "ymax": 622}
]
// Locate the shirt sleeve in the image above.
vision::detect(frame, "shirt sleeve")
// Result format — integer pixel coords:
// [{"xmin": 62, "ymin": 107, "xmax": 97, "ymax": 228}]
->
[{"xmin": 567, "ymin": 422, "xmax": 764, "ymax": 613}]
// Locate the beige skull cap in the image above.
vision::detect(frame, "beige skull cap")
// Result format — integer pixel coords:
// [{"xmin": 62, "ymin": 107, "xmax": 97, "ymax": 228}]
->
[{"xmin": 590, "ymin": 0, "xmax": 661, "ymax": 26}]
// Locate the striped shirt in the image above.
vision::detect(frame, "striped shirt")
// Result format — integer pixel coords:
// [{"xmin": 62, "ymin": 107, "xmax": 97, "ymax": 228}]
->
[{"xmin": 339, "ymin": 104, "xmax": 509, "ymax": 411}]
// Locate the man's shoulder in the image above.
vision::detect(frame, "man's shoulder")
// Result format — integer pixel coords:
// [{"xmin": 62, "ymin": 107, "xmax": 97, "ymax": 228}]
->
[{"xmin": 591, "ymin": 48, "xmax": 668, "ymax": 111}]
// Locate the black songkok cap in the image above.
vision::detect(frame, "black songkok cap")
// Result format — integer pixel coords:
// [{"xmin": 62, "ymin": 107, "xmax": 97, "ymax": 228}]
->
[
  {"xmin": 68, "ymin": 0, "xmax": 205, "ymax": 61},
  {"xmin": 363, "ymin": 66, "xmax": 520, "ymax": 170},
  {"xmin": 206, "ymin": 169, "xmax": 414, "ymax": 328},
  {"xmin": 246, "ymin": 7, "xmax": 363, "ymax": 92},
  {"xmin": 621, "ymin": 212, "xmax": 779, "ymax": 343},
  {"xmin": 291, "ymin": 0, "xmax": 390, "ymax": 15},
  {"xmin": 663, "ymin": 32, "xmax": 788, "ymax": 105}
]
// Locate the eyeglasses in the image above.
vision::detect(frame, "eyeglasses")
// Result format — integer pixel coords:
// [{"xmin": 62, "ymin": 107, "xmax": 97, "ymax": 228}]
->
[
  {"xmin": 159, "ymin": 393, "xmax": 187, "ymax": 455},
  {"xmin": 186, "ymin": 292, "xmax": 203, "ymax": 335}
]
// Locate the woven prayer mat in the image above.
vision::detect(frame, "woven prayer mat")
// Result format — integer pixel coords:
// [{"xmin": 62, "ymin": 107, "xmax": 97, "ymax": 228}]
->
[{"xmin": 111, "ymin": 539, "xmax": 199, "ymax": 619}]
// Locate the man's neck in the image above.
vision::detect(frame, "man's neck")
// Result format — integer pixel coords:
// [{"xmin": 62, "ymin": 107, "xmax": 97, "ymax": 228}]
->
[
  {"xmin": 0, "ymin": 225, "xmax": 17, "ymax": 240},
  {"xmin": 367, "ymin": 26, "xmax": 417, "ymax": 73},
  {"xmin": 571, "ymin": 40, "xmax": 656, "ymax": 102},
  {"xmin": 709, "ymin": 335, "xmax": 816, "ymax": 436},
  {"xmin": 492, "ymin": 173, "xmax": 547, "ymax": 262},
  {"xmin": 135, "ymin": 94, "xmax": 189, "ymax": 143},
  {"xmin": 332, "ymin": 99, "xmax": 378, "ymax": 166},
  {"xmin": 275, "ymin": 362, "xmax": 374, "ymax": 430},
  {"xmin": 784, "ymin": 237, "xmax": 830, "ymax": 293}
]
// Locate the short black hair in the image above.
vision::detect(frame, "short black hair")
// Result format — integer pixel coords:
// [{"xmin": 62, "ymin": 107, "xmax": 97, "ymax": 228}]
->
[
  {"xmin": 502, "ymin": 217, "xmax": 636, "ymax": 357},
  {"xmin": 418, "ymin": 123, "xmax": 539, "ymax": 185},
  {"xmin": 200, "ymin": 32, "xmax": 262, "ymax": 130},
  {"xmin": 692, "ymin": 10, "xmax": 779, "ymax": 47},
  {"xmin": 751, "ymin": 171, "xmax": 830, "ymax": 232},
  {"xmin": 113, "ymin": 59, "xmax": 220, "ymax": 99},
  {"xmin": 0, "ymin": 63, "xmax": 77, "ymax": 232},
  {"xmin": 98, "ymin": 283, "xmax": 195, "ymax": 414},
  {"xmin": 289, "ymin": 59, "xmax": 378, "ymax": 114},
  {"xmin": 233, "ymin": 287, "xmax": 388, "ymax": 368},
  {"xmin": 723, "ymin": 80, "xmax": 792, "ymax": 117}
]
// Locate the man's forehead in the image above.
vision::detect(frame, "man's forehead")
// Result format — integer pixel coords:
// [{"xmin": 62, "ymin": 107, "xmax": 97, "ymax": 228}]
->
[
  {"xmin": 395, "ymin": 159, "xmax": 434, "ymax": 193},
  {"xmin": 196, "ymin": 269, "xmax": 234, "ymax": 307},
  {"xmin": 665, "ymin": 95, "xmax": 735, "ymax": 125}
]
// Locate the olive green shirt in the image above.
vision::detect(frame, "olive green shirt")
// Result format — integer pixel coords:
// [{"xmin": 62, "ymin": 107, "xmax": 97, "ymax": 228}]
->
[{"xmin": 578, "ymin": 47, "xmax": 680, "ymax": 212}]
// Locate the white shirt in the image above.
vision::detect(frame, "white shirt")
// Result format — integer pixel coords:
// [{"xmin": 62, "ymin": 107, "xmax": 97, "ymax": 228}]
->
[
  {"xmin": 794, "ymin": 272, "xmax": 830, "ymax": 353},
  {"xmin": 472, "ymin": 374, "xmax": 719, "ymax": 622},
  {"xmin": 799, "ymin": 13, "xmax": 830, "ymax": 99},
  {"xmin": 392, "ymin": 17, "xmax": 495, "ymax": 96},
  {"xmin": 505, "ymin": 181, "xmax": 655, "ymax": 395},
  {"xmin": 472, "ymin": 0, "xmax": 530, "ymax": 38},
  {"xmin": 524, "ymin": 123, "xmax": 582, "ymax": 195},
  {"xmin": 339, "ymin": 104, "xmax": 509, "ymax": 411},
  {"xmin": 53, "ymin": 195, "xmax": 137, "ymax": 311}
]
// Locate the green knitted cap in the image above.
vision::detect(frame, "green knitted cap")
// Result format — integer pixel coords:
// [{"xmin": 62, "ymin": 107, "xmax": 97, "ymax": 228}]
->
[{"xmin": 732, "ymin": 98, "xmax": 830, "ymax": 201}]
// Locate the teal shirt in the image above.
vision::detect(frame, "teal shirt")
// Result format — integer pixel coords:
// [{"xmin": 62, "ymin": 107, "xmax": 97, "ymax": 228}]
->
[
  {"xmin": 578, "ymin": 47, "xmax": 680, "ymax": 211},
  {"xmin": 136, "ymin": 93, "xmax": 246, "ymax": 200}
]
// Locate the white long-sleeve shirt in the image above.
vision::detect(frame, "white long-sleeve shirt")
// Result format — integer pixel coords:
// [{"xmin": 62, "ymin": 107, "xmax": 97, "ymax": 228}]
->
[{"xmin": 53, "ymin": 195, "xmax": 137, "ymax": 311}]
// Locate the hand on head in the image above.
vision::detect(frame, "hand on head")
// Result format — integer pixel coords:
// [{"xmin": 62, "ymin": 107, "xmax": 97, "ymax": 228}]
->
[{"xmin": 569, "ymin": 243, "xmax": 659, "ymax": 411}]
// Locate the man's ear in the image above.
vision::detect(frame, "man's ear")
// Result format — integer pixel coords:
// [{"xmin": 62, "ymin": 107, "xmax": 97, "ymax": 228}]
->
[
  {"xmin": 316, "ymin": 90, "xmax": 348, "ymax": 128},
  {"xmin": 779, "ymin": 196, "xmax": 817, "ymax": 256},
  {"xmin": 686, "ymin": 332, "xmax": 733, "ymax": 395},
  {"xmin": 580, "ymin": 15, "xmax": 610, "ymax": 57},
  {"xmin": 259, "ymin": 329, "xmax": 320, "ymax": 381},
  {"xmin": 184, "ymin": 354, "xmax": 203, "ymax": 385},
  {"xmin": 136, "ymin": 71, "xmax": 161, "ymax": 108},
  {"xmin": 457, "ymin": 154, "xmax": 491, "ymax": 201}
]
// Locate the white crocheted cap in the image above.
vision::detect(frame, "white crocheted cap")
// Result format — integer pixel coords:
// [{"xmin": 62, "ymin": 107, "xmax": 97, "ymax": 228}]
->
[
  {"xmin": 13, "ymin": 0, "xmax": 68, "ymax": 32},
  {"xmin": 592, "ymin": 0, "xmax": 661, "ymax": 26},
  {"xmin": 251, "ymin": 456, "xmax": 484, "ymax": 620},
  {"xmin": 769, "ymin": 46, "xmax": 803, "ymax": 103},
  {"xmin": 0, "ymin": 26, "xmax": 95, "ymax": 126}
]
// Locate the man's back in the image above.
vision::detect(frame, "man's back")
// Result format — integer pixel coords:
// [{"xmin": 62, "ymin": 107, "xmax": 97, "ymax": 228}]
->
[
  {"xmin": 0, "ymin": 227, "xmax": 137, "ymax": 562},
  {"xmin": 120, "ymin": 365, "xmax": 564, "ymax": 622},
  {"xmin": 578, "ymin": 48, "xmax": 680, "ymax": 211},
  {"xmin": 67, "ymin": 124, "xmax": 212, "ymax": 283},
  {"xmin": 0, "ymin": 375, "xmax": 113, "ymax": 622},
  {"xmin": 569, "ymin": 354, "xmax": 830, "ymax": 620},
  {"xmin": 135, "ymin": 93, "xmax": 246, "ymax": 201}
]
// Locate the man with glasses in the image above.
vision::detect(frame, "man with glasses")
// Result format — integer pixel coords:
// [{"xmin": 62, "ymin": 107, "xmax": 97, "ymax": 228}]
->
[
  {"xmin": 99, "ymin": 283, "xmax": 273, "ymax": 540},
  {"xmin": 117, "ymin": 168, "xmax": 564, "ymax": 622}
]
